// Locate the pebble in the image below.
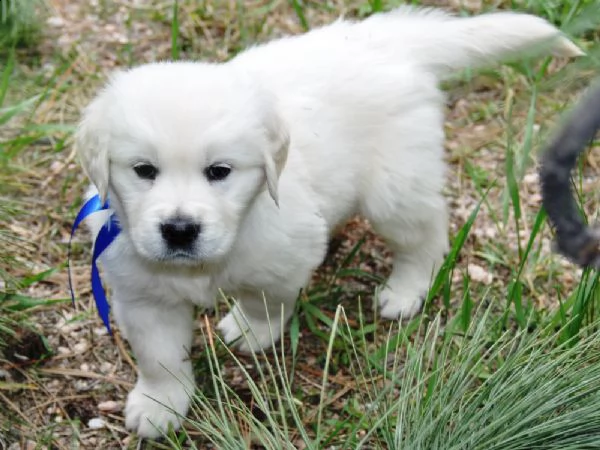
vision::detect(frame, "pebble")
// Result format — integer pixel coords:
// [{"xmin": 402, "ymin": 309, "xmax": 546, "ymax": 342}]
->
[
  {"xmin": 467, "ymin": 263, "xmax": 493, "ymax": 285},
  {"xmin": 530, "ymin": 193, "xmax": 542, "ymax": 203},
  {"xmin": 75, "ymin": 380, "xmax": 90, "ymax": 391},
  {"xmin": 449, "ymin": 0, "xmax": 482, "ymax": 12},
  {"xmin": 8, "ymin": 441, "xmax": 37, "ymax": 450},
  {"xmin": 98, "ymin": 400, "xmax": 120, "ymax": 412},
  {"xmin": 73, "ymin": 341, "xmax": 89, "ymax": 353},
  {"xmin": 50, "ymin": 161, "xmax": 64, "ymax": 173},
  {"xmin": 94, "ymin": 327, "xmax": 109, "ymax": 336},
  {"xmin": 523, "ymin": 172, "xmax": 539, "ymax": 185},
  {"xmin": 46, "ymin": 16, "xmax": 65, "ymax": 27},
  {"xmin": 88, "ymin": 417, "xmax": 106, "ymax": 429},
  {"xmin": 100, "ymin": 361, "xmax": 114, "ymax": 374}
]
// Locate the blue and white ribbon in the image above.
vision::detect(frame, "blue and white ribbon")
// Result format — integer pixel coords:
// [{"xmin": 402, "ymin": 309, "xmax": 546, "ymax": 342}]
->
[{"xmin": 68, "ymin": 194, "xmax": 121, "ymax": 334}]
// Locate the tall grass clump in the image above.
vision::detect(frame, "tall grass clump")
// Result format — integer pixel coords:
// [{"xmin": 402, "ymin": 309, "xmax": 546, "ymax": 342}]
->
[
  {"xmin": 166, "ymin": 302, "xmax": 600, "ymax": 449},
  {"xmin": 0, "ymin": 0, "xmax": 44, "ymax": 49}
]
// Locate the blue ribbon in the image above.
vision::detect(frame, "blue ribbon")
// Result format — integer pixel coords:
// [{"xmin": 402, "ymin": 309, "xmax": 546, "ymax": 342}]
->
[{"xmin": 68, "ymin": 194, "xmax": 121, "ymax": 334}]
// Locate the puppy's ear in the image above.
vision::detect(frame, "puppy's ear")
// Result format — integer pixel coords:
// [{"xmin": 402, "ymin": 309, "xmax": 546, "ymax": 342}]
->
[
  {"xmin": 75, "ymin": 94, "xmax": 111, "ymax": 201},
  {"xmin": 75, "ymin": 71, "xmax": 125, "ymax": 201},
  {"xmin": 263, "ymin": 113, "xmax": 290, "ymax": 206}
]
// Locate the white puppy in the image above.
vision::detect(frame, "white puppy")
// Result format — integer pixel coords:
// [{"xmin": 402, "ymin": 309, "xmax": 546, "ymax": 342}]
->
[{"xmin": 76, "ymin": 6, "xmax": 580, "ymax": 438}]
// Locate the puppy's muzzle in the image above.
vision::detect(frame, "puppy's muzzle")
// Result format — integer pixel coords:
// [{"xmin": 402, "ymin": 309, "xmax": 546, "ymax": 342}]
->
[{"xmin": 160, "ymin": 216, "xmax": 201, "ymax": 250}]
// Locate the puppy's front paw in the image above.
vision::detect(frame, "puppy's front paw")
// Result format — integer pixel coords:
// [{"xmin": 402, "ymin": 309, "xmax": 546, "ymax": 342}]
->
[
  {"xmin": 217, "ymin": 306, "xmax": 281, "ymax": 353},
  {"xmin": 378, "ymin": 285, "xmax": 425, "ymax": 320},
  {"xmin": 125, "ymin": 380, "xmax": 191, "ymax": 439}
]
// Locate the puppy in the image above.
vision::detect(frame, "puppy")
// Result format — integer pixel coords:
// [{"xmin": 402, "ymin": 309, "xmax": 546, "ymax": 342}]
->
[
  {"xmin": 75, "ymin": 6, "xmax": 581, "ymax": 438},
  {"xmin": 540, "ymin": 82, "xmax": 600, "ymax": 267}
]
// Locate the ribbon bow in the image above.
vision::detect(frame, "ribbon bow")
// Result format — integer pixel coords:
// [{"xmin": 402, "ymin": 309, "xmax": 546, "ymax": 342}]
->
[{"xmin": 68, "ymin": 194, "xmax": 121, "ymax": 334}]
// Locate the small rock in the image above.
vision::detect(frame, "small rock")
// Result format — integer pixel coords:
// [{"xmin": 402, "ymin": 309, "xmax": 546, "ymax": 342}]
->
[
  {"xmin": 46, "ymin": 16, "xmax": 65, "ymax": 27},
  {"xmin": 50, "ymin": 161, "xmax": 64, "ymax": 173},
  {"xmin": 99, "ymin": 361, "xmax": 113, "ymax": 374},
  {"xmin": 449, "ymin": 0, "xmax": 482, "ymax": 12},
  {"xmin": 9, "ymin": 441, "xmax": 37, "ymax": 450},
  {"xmin": 483, "ymin": 227, "xmax": 497, "ymax": 239},
  {"xmin": 523, "ymin": 172, "xmax": 539, "ymax": 185},
  {"xmin": 94, "ymin": 327, "xmax": 109, "ymax": 336},
  {"xmin": 468, "ymin": 263, "xmax": 493, "ymax": 285},
  {"xmin": 62, "ymin": 323, "xmax": 80, "ymax": 334},
  {"xmin": 75, "ymin": 380, "xmax": 90, "ymax": 391},
  {"xmin": 42, "ymin": 63, "xmax": 55, "ymax": 73},
  {"xmin": 73, "ymin": 341, "xmax": 89, "ymax": 353},
  {"xmin": 88, "ymin": 417, "xmax": 106, "ymax": 429},
  {"xmin": 98, "ymin": 400, "xmax": 120, "ymax": 412},
  {"xmin": 530, "ymin": 193, "xmax": 542, "ymax": 203}
]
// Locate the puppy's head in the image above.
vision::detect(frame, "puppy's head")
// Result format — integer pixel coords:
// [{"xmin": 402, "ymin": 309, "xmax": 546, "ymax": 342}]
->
[{"xmin": 76, "ymin": 62, "xmax": 289, "ymax": 265}]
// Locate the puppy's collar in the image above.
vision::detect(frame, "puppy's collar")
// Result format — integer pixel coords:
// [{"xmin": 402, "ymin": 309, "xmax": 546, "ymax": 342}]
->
[{"xmin": 68, "ymin": 194, "xmax": 121, "ymax": 334}]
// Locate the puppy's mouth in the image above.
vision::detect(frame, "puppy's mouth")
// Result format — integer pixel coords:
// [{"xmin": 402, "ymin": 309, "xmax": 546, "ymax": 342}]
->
[
  {"xmin": 159, "ymin": 250, "xmax": 203, "ymax": 264},
  {"xmin": 160, "ymin": 250, "xmax": 200, "ymax": 262}
]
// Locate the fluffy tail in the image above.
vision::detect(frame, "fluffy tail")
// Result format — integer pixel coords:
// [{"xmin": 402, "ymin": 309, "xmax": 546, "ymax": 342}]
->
[{"xmin": 359, "ymin": 7, "xmax": 583, "ymax": 76}]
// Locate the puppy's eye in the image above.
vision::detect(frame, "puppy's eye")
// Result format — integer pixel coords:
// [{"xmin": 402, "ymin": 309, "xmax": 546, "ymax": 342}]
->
[
  {"xmin": 205, "ymin": 163, "xmax": 231, "ymax": 182},
  {"xmin": 134, "ymin": 163, "xmax": 159, "ymax": 180}
]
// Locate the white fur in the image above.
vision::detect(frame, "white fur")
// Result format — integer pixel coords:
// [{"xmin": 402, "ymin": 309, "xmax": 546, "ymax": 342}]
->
[{"xmin": 75, "ymin": 6, "xmax": 580, "ymax": 438}]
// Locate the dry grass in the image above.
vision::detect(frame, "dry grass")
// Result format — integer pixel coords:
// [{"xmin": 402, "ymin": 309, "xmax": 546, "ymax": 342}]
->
[{"xmin": 1, "ymin": 0, "xmax": 599, "ymax": 448}]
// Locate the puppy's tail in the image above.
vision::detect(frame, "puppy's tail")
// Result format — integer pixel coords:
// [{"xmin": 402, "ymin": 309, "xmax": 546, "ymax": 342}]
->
[{"xmin": 362, "ymin": 7, "xmax": 583, "ymax": 76}]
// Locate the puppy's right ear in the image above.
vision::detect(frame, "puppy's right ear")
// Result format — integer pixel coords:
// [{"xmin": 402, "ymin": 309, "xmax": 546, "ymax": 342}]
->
[
  {"xmin": 75, "ymin": 92, "xmax": 109, "ymax": 202},
  {"xmin": 75, "ymin": 70, "xmax": 126, "ymax": 202},
  {"xmin": 76, "ymin": 95, "xmax": 110, "ymax": 201}
]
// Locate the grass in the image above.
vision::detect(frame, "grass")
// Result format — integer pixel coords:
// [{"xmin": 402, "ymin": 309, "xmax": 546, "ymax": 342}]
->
[
  {"xmin": 0, "ymin": 0, "xmax": 43, "ymax": 49},
  {"xmin": 1, "ymin": 0, "xmax": 600, "ymax": 448}
]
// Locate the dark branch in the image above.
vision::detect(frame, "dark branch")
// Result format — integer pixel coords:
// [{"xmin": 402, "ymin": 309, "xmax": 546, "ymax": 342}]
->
[{"xmin": 539, "ymin": 81, "xmax": 600, "ymax": 267}]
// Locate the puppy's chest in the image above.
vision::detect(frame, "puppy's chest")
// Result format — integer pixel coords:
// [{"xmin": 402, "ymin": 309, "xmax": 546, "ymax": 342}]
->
[
  {"xmin": 166, "ymin": 275, "xmax": 216, "ymax": 305},
  {"xmin": 150, "ymin": 269, "xmax": 246, "ymax": 307},
  {"xmin": 123, "ymin": 269, "xmax": 217, "ymax": 307}
]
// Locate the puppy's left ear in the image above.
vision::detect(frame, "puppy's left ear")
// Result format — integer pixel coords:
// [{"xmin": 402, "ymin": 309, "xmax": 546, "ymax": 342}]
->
[{"xmin": 263, "ymin": 114, "xmax": 290, "ymax": 206}]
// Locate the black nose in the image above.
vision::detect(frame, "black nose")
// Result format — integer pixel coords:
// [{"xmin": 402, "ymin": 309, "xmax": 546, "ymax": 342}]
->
[{"xmin": 160, "ymin": 217, "xmax": 201, "ymax": 249}]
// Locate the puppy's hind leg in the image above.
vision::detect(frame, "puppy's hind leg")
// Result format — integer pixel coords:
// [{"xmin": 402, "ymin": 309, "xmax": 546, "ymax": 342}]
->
[
  {"xmin": 372, "ymin": 206, "xmax": 449, "ymax": 319},
  {"xmin": 359, "ymin": 100, "xmax": 449, "ymax": 319}
]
